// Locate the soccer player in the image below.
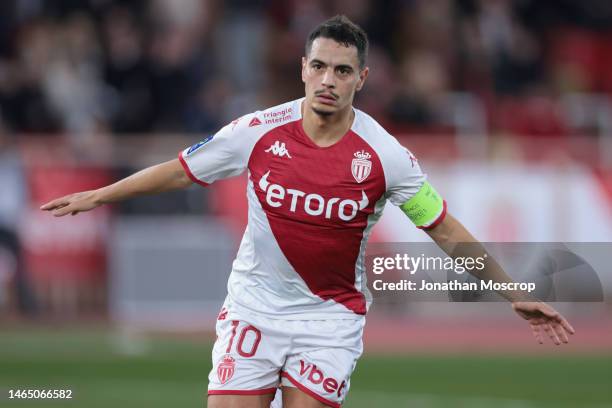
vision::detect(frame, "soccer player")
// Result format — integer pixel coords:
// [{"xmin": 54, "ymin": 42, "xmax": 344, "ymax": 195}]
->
[{"xmin": 41, "ymin": 15, "xmax": 574, "ymax": 408}]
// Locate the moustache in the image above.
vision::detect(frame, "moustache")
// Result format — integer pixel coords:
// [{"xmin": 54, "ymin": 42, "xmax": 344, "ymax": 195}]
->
[{"xmin": 315, "ymin": 91, "xmax": 338, "ymax": 100}]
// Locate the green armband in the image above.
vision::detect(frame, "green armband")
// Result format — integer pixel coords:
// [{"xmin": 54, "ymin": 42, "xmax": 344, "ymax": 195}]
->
[{"xmin": 400, "ymin": 181, "xmax": 445, "ymax": 227}]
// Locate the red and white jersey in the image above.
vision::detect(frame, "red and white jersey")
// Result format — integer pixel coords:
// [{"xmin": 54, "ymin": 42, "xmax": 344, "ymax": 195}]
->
[{"xmin": 179, "ymin": 98, "xmax": 440, "ymax": 320}]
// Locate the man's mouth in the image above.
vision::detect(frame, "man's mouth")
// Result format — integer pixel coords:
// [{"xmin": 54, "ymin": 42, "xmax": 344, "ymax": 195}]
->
[{"xmin": 315, "ymin": 93, "xmax": 337, "ymax": 105}]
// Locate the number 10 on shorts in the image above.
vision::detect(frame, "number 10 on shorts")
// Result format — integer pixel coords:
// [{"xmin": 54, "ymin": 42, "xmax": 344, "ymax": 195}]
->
[
  {"xmin": 217, "ymin": 321, "xmax": 262, "ymax": 384},
  {"xmin": 226, "ymin": 321, "xmax": 262, "ymax": 357}
]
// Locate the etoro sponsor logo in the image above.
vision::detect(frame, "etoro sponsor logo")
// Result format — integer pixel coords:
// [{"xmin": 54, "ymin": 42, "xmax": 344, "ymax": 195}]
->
[
  {"xmin": 299, "ymin": 360, "xmax": 346, "ymax": 398},
  {"xmin": 258, "ymin": 171, "xmax": 369, "ymax": 221}
]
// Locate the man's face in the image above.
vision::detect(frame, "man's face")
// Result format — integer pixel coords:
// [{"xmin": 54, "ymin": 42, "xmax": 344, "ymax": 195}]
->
[{"xmin": 302, "ymin": 37, "xmax": 368, "ymax": 117}]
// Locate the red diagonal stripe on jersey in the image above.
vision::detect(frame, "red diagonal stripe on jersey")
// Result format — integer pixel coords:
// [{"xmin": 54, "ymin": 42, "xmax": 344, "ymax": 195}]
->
[{"xmin": 248, "ymin": 121, "xmax": 386, "ymax": 314}]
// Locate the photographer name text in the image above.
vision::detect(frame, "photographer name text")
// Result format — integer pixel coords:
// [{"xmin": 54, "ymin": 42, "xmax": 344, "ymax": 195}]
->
[{"xmin": 372, "ymin": 279, "xmax": 536, "ymax": 292}]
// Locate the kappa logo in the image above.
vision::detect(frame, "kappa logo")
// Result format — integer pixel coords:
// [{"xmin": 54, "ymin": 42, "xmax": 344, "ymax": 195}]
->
[
  {"xmin": 217, "ymin": 354, "xmax": 236, "ymax": 384},
  {"xmin": 351, "ymin": 150, "xmax": 372, "ymax": 183},
  {"xmin": 265, "ymin": 141, "xmax": 292, "ymax": 158},
  {"xmin": 249, "ymin": 117, "xmax": 262, "ymax": 127}
]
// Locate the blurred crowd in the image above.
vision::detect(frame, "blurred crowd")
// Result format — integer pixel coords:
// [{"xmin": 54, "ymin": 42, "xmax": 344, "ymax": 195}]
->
[
  {"xmin": 0, "ymin": 0, "xmax": 611, "ymax": 139},
  {"xmin": 2, "ymin": 0, "xmax": 612, "ymax": 317}
]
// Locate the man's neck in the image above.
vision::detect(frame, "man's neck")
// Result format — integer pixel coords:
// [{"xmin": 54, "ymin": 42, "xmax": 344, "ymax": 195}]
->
[{"xmin": 301, "ymin": 102, "xmax": 354, "ymax": 148}]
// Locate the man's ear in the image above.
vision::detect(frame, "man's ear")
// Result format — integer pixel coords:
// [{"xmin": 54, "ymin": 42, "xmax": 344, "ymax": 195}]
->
[
  {"xmin": 356, "ymin": 67, "xmax": 369, "ymax": 92},
  {"xmin": 301, "ymin": 57, "xmax": 307, "ymax": 83}
]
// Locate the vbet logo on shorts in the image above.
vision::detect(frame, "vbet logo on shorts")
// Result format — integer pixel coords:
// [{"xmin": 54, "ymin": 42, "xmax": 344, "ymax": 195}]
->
[
  {"xmin": 298, "ymin": 359, "xmax": 347, "ymax": 398},
  {"xmin": 257, "ymin": 170, "xmax": 369, "ymax": 221},
  {"xmin": 186, "ymin": 134, "xmax": 214, "ymax": 155}
]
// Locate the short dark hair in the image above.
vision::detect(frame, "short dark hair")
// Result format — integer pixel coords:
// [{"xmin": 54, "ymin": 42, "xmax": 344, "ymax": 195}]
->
[{"xmin": 305, "ymin": 15, "xmax": 369, "ymax": 69}]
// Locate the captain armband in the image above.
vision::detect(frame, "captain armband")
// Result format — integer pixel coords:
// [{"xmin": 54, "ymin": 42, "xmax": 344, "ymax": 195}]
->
[{"xmin": 399, "ymin": 181, "xmax": 447, "ymax": 229}]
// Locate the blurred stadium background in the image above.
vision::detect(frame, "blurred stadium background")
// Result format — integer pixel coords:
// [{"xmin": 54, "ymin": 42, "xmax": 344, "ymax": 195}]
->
[{"xmin": 1, "ymin": 0, "xmax": 612, "ymax": 407}]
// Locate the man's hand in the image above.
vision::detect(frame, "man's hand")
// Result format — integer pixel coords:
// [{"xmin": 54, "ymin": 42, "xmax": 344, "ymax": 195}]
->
[
  {"xmin": 512, "ymin": 302, "xmax": 575, "ymax": 345},
  {"xmin": 40, "ymin": 190, "xmax": 100, "ymax": 217}
]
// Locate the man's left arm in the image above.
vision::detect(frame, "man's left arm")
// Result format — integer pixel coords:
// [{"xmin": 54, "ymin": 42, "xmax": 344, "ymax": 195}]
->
[{"xmin": 425, "ymin": 213, "xmax": 576, "ymax": 345}]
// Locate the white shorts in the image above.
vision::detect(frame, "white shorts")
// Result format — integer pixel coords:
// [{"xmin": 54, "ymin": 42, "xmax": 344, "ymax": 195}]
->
[{"xmin": 208, "ymin": 307, "xmax": 364, "ymax": 407}]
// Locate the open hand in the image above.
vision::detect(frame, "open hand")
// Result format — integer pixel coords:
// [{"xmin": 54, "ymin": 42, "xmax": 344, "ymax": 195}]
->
[
  {"xmin": 512, "ymin": 301, "xmax": 575, "ymax": 345},
  {"xmin": 40, "ymin": 190, "xmax": 100, "ymax": 217}
]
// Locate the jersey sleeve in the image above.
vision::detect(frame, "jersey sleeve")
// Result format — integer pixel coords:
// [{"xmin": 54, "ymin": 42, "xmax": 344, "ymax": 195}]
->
[
  {"xmin": 178, "ymin": 120, "xmax": 250, "ymax": 186},
  {"xmin": 385, "ymin": 140, "xmax": 447, "ymax": 229},
  {"xmin": 385, "ymin": 139, "xmax": 426, "ymax": 205}
]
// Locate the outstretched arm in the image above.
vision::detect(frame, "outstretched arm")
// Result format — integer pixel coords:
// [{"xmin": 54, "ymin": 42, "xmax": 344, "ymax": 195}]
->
[
  {"xmin": 40, "ymin": 158, "xmax": 192, "ymax": 217},
  {"xmin": 426, "ymin": 213, "xmax": 575, "ymax": 345}
]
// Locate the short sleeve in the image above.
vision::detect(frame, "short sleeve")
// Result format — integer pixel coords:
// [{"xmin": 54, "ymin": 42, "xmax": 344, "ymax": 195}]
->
[
  {"xmin": 384, "ymin": 141, "xmax": 447, "ymax": 229},
  {"xmin": 385, "ymin": 142, "xmax": 427, "ymax": 206},
  {"xmin": 178, "ymin": 121, "xmax": 249, "ymax": 186}
]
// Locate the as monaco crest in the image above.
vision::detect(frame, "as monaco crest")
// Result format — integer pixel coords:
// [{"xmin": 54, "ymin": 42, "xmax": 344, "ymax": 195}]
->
[
  {"xmin": 351, "ymin": 150, "xmax": 372, "ymax": 183},
  {"xmin": 217, "ymin": 354, "xmax": 236, "ymax": 384}
]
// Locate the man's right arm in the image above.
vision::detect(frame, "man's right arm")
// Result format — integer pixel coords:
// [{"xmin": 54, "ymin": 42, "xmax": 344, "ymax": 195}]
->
[{"xmin": 40, "ymin": 158, "xmax": 192, "ymax": 217}]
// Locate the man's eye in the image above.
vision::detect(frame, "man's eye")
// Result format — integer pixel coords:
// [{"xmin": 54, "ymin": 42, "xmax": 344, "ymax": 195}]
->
[{"xmin": 313, "ymin": 64, "xmax": 322, "ymax": 70}]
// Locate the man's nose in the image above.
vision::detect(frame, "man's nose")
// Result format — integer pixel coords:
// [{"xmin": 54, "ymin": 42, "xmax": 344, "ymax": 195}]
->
[{"xmin": 321, "ymin": 68, "xmax": 336, "ymax": 88}]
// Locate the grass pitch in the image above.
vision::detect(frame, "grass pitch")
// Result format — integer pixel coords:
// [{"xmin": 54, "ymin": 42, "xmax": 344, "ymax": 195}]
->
[{"xmin": 1, "ymin": 327, "xmax": 610, "ymax": 407}]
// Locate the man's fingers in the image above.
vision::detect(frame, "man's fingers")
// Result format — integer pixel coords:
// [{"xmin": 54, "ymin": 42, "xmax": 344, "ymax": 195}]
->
[
  {"xmin": 40, "ymin": 198, "xmax": 68, "ymax": 211},
  {"xmin": 40, "ymin": 201, "xmax": 56, "ymax": 210},
  {"xmin": 551, "ymin": 322, "xmax": 569, "ymax": 344},
  {"xmin": 529, "ymin": 320, "xmax": 543, "ymax": 344},
  {"xmin": 557, "ymin": 316, "xmax": 576, "ymax": 335},
  {"xmin": 52, "ymin": 204, "xmax": 76, "ymax": 217},
  {"xmin": 543, "ymin": 323, "xmax": 561, "ymax": 345},
  {"xmin": 544, "ymin": 307, "xmax": 575, "ymax": 336},
  {"xmin": 519, "ymin": 303, "xmax": 575, "ymax": 345}
]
